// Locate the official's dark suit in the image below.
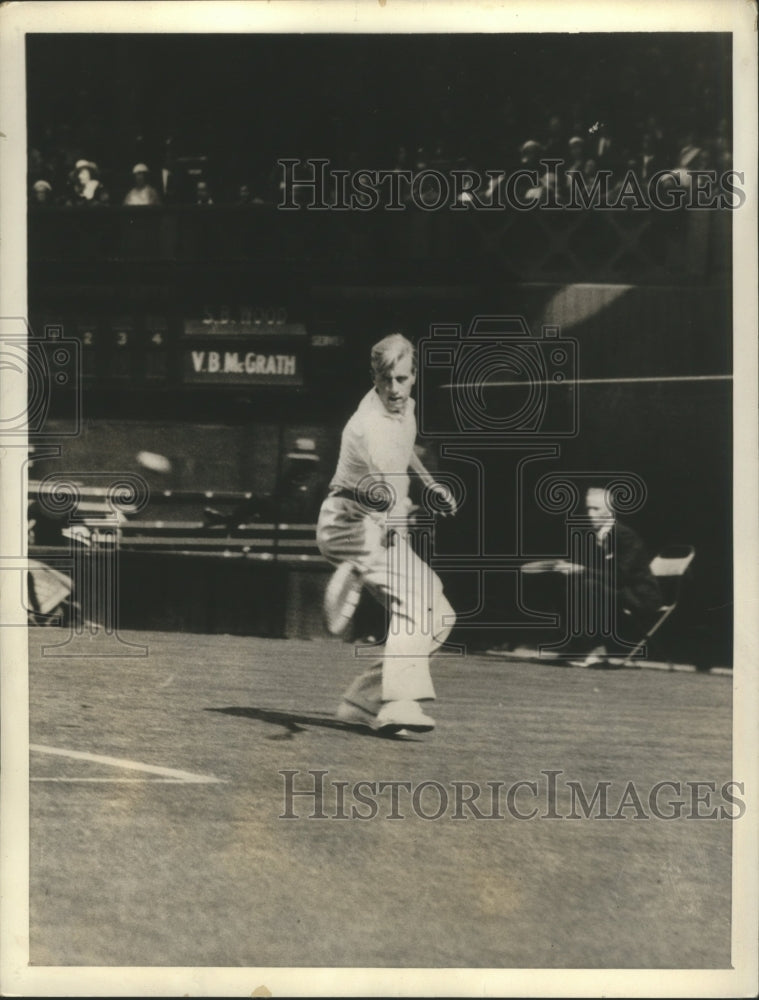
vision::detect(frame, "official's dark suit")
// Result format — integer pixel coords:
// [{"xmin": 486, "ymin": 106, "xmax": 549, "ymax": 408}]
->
[
  {"xmin": 519, "ymin": 520, "xmax": 661, "ymax": 654},
  {"xmin": 579, "ymin": 521, "xmax": 662, "ymax": 647}
]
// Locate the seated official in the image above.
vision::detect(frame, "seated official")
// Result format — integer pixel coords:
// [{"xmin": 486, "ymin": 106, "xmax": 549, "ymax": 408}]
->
[
  {"xmin": 518, "ymin": 485, "xmax": 661, "ymax": 666},
  {"xmin": 560, "ymin": 486, "xmax": 662, "ymax": 665}
]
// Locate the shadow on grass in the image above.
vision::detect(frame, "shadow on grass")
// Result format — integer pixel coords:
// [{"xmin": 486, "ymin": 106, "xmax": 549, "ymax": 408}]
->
[{"xmin": 205, "ymin": 706, "xmax": 422, "ymax": 741}]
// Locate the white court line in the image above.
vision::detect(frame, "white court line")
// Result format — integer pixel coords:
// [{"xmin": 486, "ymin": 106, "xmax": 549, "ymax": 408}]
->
[
  {"xmin": 441, "ymin": 374, "xmax": 732, "ymax": 388},
  {"xmin": 31, "ymin": 777, "xmax": 188, "ymax": 784},
  {"xmin": 30, "ymin": 744, "xmax": 226, "ymax": 784}
]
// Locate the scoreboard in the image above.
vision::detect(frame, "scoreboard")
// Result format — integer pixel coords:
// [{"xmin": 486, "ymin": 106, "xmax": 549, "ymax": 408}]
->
[
  {"xmin": 41, "ymin": 306, "xmax": 341, "ymax": 390},
  {"xmin": 184, "ymin": 347, "xmax": 300, "ymax": 383},
  {"xmin": 182, "ymin": 311, "xmax": 306, "ymax": 385}
]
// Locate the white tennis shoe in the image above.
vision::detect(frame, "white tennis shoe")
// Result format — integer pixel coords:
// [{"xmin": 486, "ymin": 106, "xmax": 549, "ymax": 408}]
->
[
  {"xmin": 335, "ymin": 699, "xmax": 434, "ymax": 735},
  {"xmin": 373, "ymin": 700, "xmax": 435, "ymax": 734},
  {"xmin": 335, "ymin": 701, "xmax": 377, "ymax": 728}
]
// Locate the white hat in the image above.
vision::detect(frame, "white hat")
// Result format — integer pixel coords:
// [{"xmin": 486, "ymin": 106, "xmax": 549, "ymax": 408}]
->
[
  {"xmin": 33, "ymin": 179, "xmax": 52, "ymax": 192},
  {"xmin": 75, "ymin": 159, "xmax": 97, "ymax": 171},
  {"xmin": 132, "ymin": 163, "xmax": 149, "ymax": 174}
]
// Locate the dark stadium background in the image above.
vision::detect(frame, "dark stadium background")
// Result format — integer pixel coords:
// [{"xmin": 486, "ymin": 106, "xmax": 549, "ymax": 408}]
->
[{"xmin": 26, "ymin": 33, "xmax": 732, "ymax": 666}]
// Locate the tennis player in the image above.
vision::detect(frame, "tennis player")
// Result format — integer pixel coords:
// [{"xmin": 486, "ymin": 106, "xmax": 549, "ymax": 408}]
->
[{"xmin": 316, "ymin": 333, "xmax": 456, "ymax": 734}]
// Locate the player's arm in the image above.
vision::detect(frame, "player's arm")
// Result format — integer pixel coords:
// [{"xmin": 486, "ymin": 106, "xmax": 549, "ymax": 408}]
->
[{"xmin": 408, "ymin": 448, "xmax": 457, "ymax": 517}]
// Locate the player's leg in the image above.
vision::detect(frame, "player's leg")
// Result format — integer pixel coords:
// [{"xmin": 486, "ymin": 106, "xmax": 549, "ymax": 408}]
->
[
  {"xmin": 316, "ymin": 495, "xmax": 380, "ymax": 568},
  {"xmin": 332, "ymin": 530, "xmax": 440, "ymax": 728},
  {"xmin": 335, "ymin": 659, "xmax": 383, "ymax": 722},
  {"xmin": 429, "ymin": 575, "xmax": 456, "ymax": 653},
  {"xmin": 317, "ymin": 501, "xmax": 453, "ymax": 730},
  {"xmin": 316, "ymin": 498, "xmax": 387, "ymax": 720},
  {"xmin": 362, "ymin": 530, "xmax": 456, "ymax": 731},
  {"xmin": 316, "ymin": 496, "xmax": 378, "ymax": 633}
]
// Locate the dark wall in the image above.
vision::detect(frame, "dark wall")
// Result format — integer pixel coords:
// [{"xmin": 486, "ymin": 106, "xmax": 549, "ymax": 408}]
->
[{"xmin": 30, "ymin": 280, "xmax": 732, "ymax": 663}]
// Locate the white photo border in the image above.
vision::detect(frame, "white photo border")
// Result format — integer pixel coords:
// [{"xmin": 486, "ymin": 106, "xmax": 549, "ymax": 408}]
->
[{"xmin": 1, "ymin": 2, "xmax": 756, "ymax": 996}]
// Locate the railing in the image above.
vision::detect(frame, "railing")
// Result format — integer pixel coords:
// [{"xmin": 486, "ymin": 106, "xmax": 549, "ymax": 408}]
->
[
  {"xmin": 28, "ymin": 482, "xmax": 326, "ymax": 564},
  {"xmin": 28, "ymin": 205, "xmax": 731, "ymax": 285},
  {"xmin": 28, "ymin": 483, "xmax": 330, "ymax": 639}
]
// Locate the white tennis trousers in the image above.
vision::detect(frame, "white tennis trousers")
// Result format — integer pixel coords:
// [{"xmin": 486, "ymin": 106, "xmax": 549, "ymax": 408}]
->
[{"xmin": 316, "ymin": 495, "xmax": 455, "ymax": 709}]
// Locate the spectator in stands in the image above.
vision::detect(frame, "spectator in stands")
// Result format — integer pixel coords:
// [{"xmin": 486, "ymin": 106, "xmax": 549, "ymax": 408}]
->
[
  {"xmin": 577, "ymin": 157, "xmax": 613, "ymax": 204},
  {"xmin": 542, "ymin": 114, "xmax": 565, "ymax": 161},
  {"xmin": 235, "ymin": 182, "xmax": 256, "ymax": 206},
  {"xmin": 29, "ymin": 179, "xmax": 54, "ymax": 208},
  {"xmin": 123, "ymin": 163, "xmax": 162, "ymax": 206},
  {"xmin": 676, "ymin": 133, "xmax": 701, "ymax": 171},
  {"xmin": 582, "ymin": 157, "xmax": 599, "ymax": 183},
  {"xmin": 194, "ymin": 179, "xmax": 214, "ymax": 206},
  {"xmin": 47, "ymin": 123, "xmax": 80, "ymax": 189},
  {"xmin": 519, "ymin": 169, "xmax": 559, "ymax": 207},
  {"xmin": 643, "ymin": 113, "xmax": 665, "ymax": 150},
  {"xmin": 540, "ymin": 170, "xmax": 563, "ymax": 206},
  {"xmin": 159, "ymin": 136, "xmax": 185, "ymax": 204},
  {"xmin": 566, "ymin": 136, "xmax": 585, "ymax": 173},
  {"xmin": 563, "ymin": 136, "xmax": 585, "ymax": 197},
  {"xmin": 67, "ymin": 159, "xmax": 109, "ymax": 207},
  {"xmin": 510, "ymin": 140, "xmax": 545, "ymax": 203},
  {"xmin": 588, "ymin": 122, "xmax": 620, "ymax": 177},
  {"xmin": 662, "ymin": 143, "xmax": 704, "ymax": 195},
  {"xmin": 519, "ymin": 139, "xmax": 543, "ymax": 171},
  {"xmin": 632, "ymin": 133, "xmax": 661, "ymax": 182},
  {"xmin": 692, "ymin": 147, "xmax": 712, "ymax": 172}
]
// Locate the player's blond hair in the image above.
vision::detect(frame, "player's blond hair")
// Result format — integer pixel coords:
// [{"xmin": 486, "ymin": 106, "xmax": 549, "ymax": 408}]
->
[{"xmin": 370, "ymin": 333, "xmax": 416, "ymax": 377}]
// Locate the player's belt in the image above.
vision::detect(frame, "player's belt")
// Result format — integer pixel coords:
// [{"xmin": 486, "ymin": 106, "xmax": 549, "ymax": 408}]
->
[{"xmin": 327, "ymin": 486, "xmax": 392, "ymax": 511}]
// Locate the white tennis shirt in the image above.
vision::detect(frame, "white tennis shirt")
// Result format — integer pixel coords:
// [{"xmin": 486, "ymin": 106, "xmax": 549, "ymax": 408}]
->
[{"xmin": 330, "ymin": 387, "xmax": 417, "ymax": 515}]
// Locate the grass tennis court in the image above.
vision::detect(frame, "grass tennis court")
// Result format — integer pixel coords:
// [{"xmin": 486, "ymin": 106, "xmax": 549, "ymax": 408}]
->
[{"xmin": 29, "ymin": 629, "xmax": 732, "ymax": 969}]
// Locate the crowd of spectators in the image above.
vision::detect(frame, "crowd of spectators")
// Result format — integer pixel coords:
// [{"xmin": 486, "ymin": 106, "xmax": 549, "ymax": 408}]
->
[
  {"xmin": 470, "ymin": 114, "xmax": 733, "ymax": 208},
  {"xmin": 27, "ymin": 112, "xmax": 732, "ymax": 211},
  {"xmin": 26, "ymin": 33, "xmax": 731, "ymax": 212}
]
